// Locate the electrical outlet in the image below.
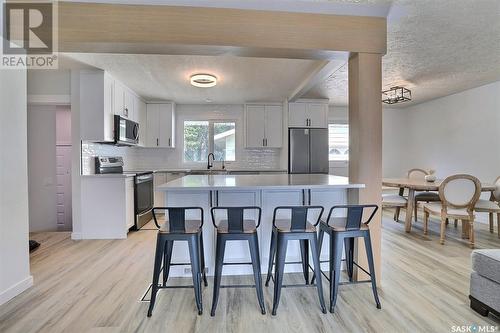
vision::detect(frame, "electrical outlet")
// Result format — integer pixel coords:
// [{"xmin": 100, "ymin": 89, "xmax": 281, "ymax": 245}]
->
[{"xmin": 184, "ymin": 267, "xmax": 192, "ymax": 274}]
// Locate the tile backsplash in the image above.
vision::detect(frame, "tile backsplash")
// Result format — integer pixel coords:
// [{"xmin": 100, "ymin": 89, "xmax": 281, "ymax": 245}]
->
[{"xmin": 81, "ymin": 142, "xmax": 282, "ymax": 174}]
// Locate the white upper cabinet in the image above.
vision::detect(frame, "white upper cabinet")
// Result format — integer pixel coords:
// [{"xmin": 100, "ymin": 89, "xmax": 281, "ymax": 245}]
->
[
  {"xmin": 80, "ymin": 70, "xmax": 115, "ymax": 142},
  {"xmin": 288, "ymin": 100, "xmax": 328, "ymax": 128},
  {"xmin": 136, "ymin": 98, "xmax": 147, "ymax": 147},
  {"xmin": 146, "ymin": 103, "xmax": 175, "ymax": 148},
  {"xmin": 114, "ymin": 80, "xmax": 139, "ymax": 122},
  {"xmin": 245, "ymin": 104, "xmax": 283, "ymax": 148}
]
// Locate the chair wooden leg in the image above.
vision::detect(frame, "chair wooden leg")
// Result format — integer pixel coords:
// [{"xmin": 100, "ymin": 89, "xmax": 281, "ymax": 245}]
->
[
  {"xmin": 414, "ymin": 201, "xmax": 418, "ymax": 222},
  {"xmin": 445, "ymin": 218, "xmax": 449, "ymax": 226},
  {"xmin": 469, "ymin": 216, "xmax": 475, "ymax": 249},
  {"xmin": 394, "ymin": 207, "xmax": 401, "ymax": 222},
  {"xmin": 497, "ymin": 213, "xmax": 500, "ymax": 239},
  {"xmin": 439, "ymin": 215, "xmax": 446, "ymax": 245},
  {"xmin": 489, "ymin": 213, "xmax": 494, "ymax": 233},
  {"xmin": 461, "ymin": 220, "xmax": 468, "ymax": 239},
  {"xmin": 423, "ymin": 210, "xmax": 429, "ymax": 235}
]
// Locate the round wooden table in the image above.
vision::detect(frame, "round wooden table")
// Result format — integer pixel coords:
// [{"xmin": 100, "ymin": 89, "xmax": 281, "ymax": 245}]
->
[{"xmin": 382, "ymin": 178, "xmax": 496, "ymax": 232}]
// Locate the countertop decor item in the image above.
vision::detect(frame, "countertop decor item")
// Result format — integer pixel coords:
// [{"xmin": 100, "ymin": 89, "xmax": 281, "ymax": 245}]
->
[{"xmin": 425, "ymin": 170, "xmax": 436, "ymax": 182}]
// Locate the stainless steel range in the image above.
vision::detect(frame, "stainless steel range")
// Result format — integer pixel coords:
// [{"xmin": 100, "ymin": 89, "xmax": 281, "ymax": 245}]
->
[{"xmin": 95, "ymin": 156, "xmax": 153, "ymax": 230}]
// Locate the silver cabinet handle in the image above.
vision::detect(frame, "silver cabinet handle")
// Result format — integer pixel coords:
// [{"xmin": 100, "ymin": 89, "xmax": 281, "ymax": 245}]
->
[
  {"xmin": 168, "ymin": 138, "xmax": 171, "ymax": 146},
  {"xmin": 262, "ymin": 138, "xmax": 265, "ymax": 147},
  {"xmin": 156, "ymin": 138, "xmax": 159, "ymax": 146}
]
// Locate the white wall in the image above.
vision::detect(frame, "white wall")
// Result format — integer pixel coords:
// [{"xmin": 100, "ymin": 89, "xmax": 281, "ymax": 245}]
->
[
  {"xmin": 28, "ymin": 70, "xmax": 71, "ymax": 95},
  {"xmin": 27, "ymin": 106, "xmax": 57, "ymax": 232},
  {"xmin": 383, "ymin": 81, "xmax": 500, "ymax": 182},
  {"xmin": 0, "ymin": 68, "xmax": 33, "ymax": 305}
]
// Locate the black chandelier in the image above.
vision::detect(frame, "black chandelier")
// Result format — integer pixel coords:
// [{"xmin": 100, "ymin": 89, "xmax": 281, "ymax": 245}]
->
[{"xmin": 382, "ymin": 86, "xmax": 412, "ymax": 104}]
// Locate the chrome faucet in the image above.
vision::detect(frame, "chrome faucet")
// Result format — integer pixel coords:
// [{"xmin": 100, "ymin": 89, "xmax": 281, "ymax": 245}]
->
[{"xmin": 207, "ymin": 153, "xmax": 215, "ymax": 170}]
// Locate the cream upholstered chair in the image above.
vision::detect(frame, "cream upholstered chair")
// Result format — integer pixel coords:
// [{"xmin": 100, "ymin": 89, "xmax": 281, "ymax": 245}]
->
[
  {"xmin": 408, "ymin": 168, "xmax": 440, "ymax": 221},
  {"xmin": 423, "ymin": 174, "xmax": 481, "ymax": 248},
  {"xmin": 474, "ymin": 176, "xmax": 500, "ymax": 238},
  {"xmin": 382, "ymin": 192, "xmax": 407, "ymax": 222}
]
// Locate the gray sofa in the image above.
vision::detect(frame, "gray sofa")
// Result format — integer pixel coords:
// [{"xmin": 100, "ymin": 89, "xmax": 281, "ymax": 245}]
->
[{"xmin": 470, "ymin": 249, "xmax": 500, "ymax": 318}]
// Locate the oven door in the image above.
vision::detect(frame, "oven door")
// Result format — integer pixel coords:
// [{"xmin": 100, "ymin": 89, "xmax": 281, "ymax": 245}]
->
[{"xmin": 135, "ymin": 173, "xmax": 154, "ymax": 229}]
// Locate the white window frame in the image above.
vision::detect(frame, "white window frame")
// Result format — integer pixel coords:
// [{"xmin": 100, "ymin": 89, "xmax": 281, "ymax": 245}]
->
[
  {"xmin": 182, "ymin": 119, "xmax": 237, "ymax": 165},
  {"xmin": 328, "ymin": 120, "xmax": 349, "ymax": 166}
]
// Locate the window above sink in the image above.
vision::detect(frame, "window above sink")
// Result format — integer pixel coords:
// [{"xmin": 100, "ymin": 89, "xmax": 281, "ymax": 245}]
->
[{"xmin": 183, "ymin": 120, "xmax": 236, "ymax": 163}]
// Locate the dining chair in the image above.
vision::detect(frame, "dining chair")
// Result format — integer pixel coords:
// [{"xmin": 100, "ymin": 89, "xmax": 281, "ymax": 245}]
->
[
  {"xmin": 407, "ymin": 168, "xmax": 441, "ymax": 222},
  {"xmin": 474, "ymin": 176, "xmax": 500, "ymax": 238},
  {"xmin": 423, "ymin": 174, "xmax": 481, "ymax": 248}
]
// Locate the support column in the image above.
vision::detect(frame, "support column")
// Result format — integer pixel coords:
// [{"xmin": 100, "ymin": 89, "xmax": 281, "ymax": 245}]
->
[{"xmin": 348, "ymin": 52, "xmax": 382, "ymax": 281}]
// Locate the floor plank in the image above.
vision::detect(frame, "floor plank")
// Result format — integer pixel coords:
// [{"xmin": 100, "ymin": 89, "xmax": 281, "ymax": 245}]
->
[{"xmin": 0, "ymin": 213, "xmax": 499, "ymax": 332}]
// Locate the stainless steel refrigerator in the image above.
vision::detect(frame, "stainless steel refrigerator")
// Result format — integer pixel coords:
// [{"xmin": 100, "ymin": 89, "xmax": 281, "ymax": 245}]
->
[{"xmin": 288, "ymin": 128, "xmax": 329, "ymax": 174}]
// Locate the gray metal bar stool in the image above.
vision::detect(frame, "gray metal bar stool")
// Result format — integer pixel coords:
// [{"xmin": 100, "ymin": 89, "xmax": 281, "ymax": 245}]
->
[
  {"xmin": 265, "ymin": 206, "xmax": 327, "ymax": 315},
  {"xmin": 210, "ymin": 206, "xmax": 266, "ymax": 316},
  {"xmin": 311, "ymin": 204, "xmax": 381, "ymax": 313},
  {"xmin": 147, "ymin": 207, "xmax": 208, "ymax": 317}
]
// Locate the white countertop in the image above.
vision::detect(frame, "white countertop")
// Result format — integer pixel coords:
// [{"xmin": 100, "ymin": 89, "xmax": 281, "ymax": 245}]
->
[
  {"xmin": 157, "ymin": 174, "xmax": 364, "ymax": 191},
  {"xmin": 124, "ymin": 168, "xmax": 287, "ymax": 173}
]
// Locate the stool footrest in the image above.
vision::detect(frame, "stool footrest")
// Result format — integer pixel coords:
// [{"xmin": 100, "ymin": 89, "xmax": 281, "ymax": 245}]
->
[
  {"xmin": 222, "ymin": 261, "xmax": 253, "ymax": 266},
  {"xmin": 220, "ymin": 284, "xmax": 257, "ymax": 289}
]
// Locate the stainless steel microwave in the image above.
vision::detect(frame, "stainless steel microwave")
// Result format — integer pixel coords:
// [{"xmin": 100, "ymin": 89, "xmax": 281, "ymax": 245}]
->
[{"xmin": 114, "ymin": 115, "xmax": 139, "ymax": 146}]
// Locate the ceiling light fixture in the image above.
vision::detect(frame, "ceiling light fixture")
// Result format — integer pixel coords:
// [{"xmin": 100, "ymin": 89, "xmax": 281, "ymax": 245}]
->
[
  {"xmin": 382, "ymin": 86, "xmax": 412, "ymax": 104},
  {"xmin": 190, "ymin": 74, "xmax": 217, "ymax": 88}
]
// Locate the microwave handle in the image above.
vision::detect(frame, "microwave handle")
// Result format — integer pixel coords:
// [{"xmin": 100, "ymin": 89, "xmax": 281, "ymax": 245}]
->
[{"xmin": 133, "ymin": 123, "xmax": 139, "ymax": 141}]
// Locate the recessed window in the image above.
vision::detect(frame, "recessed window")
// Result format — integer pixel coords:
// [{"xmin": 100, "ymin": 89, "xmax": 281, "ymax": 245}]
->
[
  {"xmin": 328, "ymin": 123, "xmax": 349, "ymax": 161},
  {"xmin": 184, "ymin": 120, "xmax": 236, "ymax": 163}
]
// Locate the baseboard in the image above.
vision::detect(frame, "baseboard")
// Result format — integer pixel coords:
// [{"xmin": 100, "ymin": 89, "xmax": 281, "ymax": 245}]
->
[
  {"xmin": 71, "ymin": 232, "xmax": 82, "ymax": 240},
  {"xmin": 0, "ymin": 275, "xmax": 33, "ymax": 306}
]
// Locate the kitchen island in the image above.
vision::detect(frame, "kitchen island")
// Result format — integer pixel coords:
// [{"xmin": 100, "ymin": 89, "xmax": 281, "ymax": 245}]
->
[{"xmin": 156, "ymin": 174, "xmax": 364, "ymax": 277}]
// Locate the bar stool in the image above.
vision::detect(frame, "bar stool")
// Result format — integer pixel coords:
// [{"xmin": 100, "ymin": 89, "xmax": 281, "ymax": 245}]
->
[
  {"xmin": 312, "ymin": 204, "xmax": 381, "ymax": 313},
  {"xmin": 210, "ymin": 206, "xmax": 266, "ymax": 316},
  {"xmin": 265, "ymin": 206, "xmax": 327, "ymax": 315},
  {"xmin": 147, "ymin": 207, "xmax": 208, "ymax": 317}
]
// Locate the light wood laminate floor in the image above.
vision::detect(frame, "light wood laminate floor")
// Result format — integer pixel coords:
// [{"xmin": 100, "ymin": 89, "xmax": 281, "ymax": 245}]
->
[{"xmin": 1, "ymin": 214, "xmax": 499, "ymax": 332}]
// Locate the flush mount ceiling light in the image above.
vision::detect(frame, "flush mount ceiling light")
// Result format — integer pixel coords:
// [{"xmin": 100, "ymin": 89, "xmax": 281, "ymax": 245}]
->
[
  {"xmin": 190, "ymin": 74, "xmax": 217, "ymax": 88},
  {"xmin": 382, "ymin": 86, "xmax": 412, "ymax": 104}
]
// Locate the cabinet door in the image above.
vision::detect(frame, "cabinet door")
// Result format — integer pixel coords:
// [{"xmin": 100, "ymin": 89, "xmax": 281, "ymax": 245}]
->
[
  {"xmin": 159, "ymin": 103, "xmax": 173, "ymax": 148},
  {"xmin": 288, "ymin": 102, "xmax": 307, "ymax": 127},
  {"xmin": 245, "ymin": 105, "xmax": 265, "ymax": 148},
  {"xmin": 137, "ymin": 99, "xmax": 147, "ymax": 147},
  {"xmin": 146, "ymin": 104, "xmax": 160, "ymax": 147},
  {"xmin": 103, "ymin": 73, "xmax": 115, "ymax": 141},
  {"xmin": 125, "ymin": 178, "xmax": 135, "ymax": 230},
  {"xmin": 113, "ymin": 81, "xmax": 125, "ymax": 117},
  {"xmin": 124, "ymin": 90, "xmax": 135, "ymax": 121},
  {"xmin": 264, "ymin": 105, "xmax": 283, "ymax": 148},
  {"xmin": 307, "ymin": 103, "xmax": 328, "ymax": 128}
]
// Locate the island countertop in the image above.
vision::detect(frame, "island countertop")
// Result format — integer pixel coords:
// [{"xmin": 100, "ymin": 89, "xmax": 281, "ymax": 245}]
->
[{"xmin": 156, "ymin": 174, "xmax": 365, "ymax": 191}]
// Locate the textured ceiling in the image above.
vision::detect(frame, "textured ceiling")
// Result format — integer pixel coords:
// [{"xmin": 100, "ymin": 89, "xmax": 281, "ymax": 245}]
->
[
  {"xmin": 62, "ymin": 0, "xmax": 500, "ymax": 107},
  {"xmin": 305, "ymin": 0, "xmax": 500, "ymax": 107},
  {"xmin": 63, "ymin": 53, "xmax": 321, "ymax": 104}
]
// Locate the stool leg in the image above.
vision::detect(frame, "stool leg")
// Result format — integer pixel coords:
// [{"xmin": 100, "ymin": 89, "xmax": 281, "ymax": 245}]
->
[
  {"xmin": 265, "ymin": 229, "xmax": 277, "ymax": 287},
  {"xmin": 497, "ymin": 213, "xmax": 500, "ymax": 239},
  {"xmin": 249, "ymin": 234, "xmax": 266, "ymax": 315},
  {"xmin": 163, "ymin": 240, "xmax": 174, "ymax": 286},
  {"xmin": 330, "ymin": 233, "xmax": 343, "ymax": 313},
  {"xmin": 299, "ymin": 239, "xmax": 309, "ymax": 284},
  {"xmin": 199, "ymin": 231, "xmax": 208, "ymax": 287},
  {"xmin": 188, "ymin": 235, "xmax": 203, "ymax": 315},
  {"xmin": 364, "ymin": 232, "xmax": 381, "ymax": 309},
  {"xmin": 309, "ymin": 233, "xmax": 326, "ymax": 314},
  {"xmin": 344, "ymin": 237, "xmax": 354, "ymax": 282},
  {"xmin": 311, "ymin": 226, "xmax": 325, "ymax": 285},
  {"xmin": 271, "ymin": 234, "xmax": 287, "ymax": 316},
  {"xmin": 147, "ymin": 235, "xmax": 166, "ymax": 317},
  {"xmin": 489, "ymin": 213, "xmax": 494, "ymax": 233},
  {"xmin": 211, "ymin": 235, "xmax": 226, "ymax": 316}
]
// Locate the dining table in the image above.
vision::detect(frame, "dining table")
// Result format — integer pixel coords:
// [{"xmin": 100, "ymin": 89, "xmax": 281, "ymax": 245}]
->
[{"xmin": 382, "ymin": 178, "xmax": 496, "ymax": 232}]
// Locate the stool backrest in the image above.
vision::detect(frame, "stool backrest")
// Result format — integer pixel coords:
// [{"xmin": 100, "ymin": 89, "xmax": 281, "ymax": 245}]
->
[
  {"xmin": 325, "ymin": 204, "xmax": 378, "ymax": 230},
  {"xmin": 211, "ymin": 206, "xmax": 262, "ymax": 232},
  {"xmin": 152, "ymin": 207, "xmax": 204, "ymax": 232},
  {"xmin": 272, "ymin": 206, "xmax": 324, "ymax": 231},
  {"xmin": 439, "ymin": 174, "xmax": 481, "ymax": 210},
  {"xmin": 407, "ymin": 168, "xmax": 429, "ymax": 179}
]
